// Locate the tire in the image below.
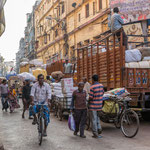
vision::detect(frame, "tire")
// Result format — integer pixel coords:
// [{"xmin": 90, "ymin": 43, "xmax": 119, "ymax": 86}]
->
[
  {"xmin": 121, "ymin": 109, "xmax": 139, "ymax": 138},
  {"xmin": 38, "ymin": 117, "xmax": 43, "ymax": 145},
  {"xmin": 141, "ymin": 112, "xmax": 150, "ymax": 121}
]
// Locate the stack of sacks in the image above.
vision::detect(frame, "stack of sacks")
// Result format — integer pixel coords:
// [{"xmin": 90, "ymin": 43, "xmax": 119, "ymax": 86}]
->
[
  {"xmin": 125, "ymin": 61, "xmax": 150, "ymax": 68},
  {"xmin": 61, "ymin": 78, "xmax": 78, "ymax": 109},
  {"xmin": 51, "ymin": 82, "xmax": 64, "ymax": 98}
]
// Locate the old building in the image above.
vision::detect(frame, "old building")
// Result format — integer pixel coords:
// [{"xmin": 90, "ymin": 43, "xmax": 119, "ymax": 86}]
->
[
  {"xmin": 34, "ymin": 0, "xmax": 110, "ymax": 63},
  {"xmin": 24, "ymin": 1, "xmax": 41, "ymax": 60}
]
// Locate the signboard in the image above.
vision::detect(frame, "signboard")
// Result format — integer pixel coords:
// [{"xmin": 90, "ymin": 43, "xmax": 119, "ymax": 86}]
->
[
  {"xmin": 123, "ymin": 23, "xmax": 144, "ymax": 48},
  {"xmin": 110, "ymin": 0, "xmax": 150, "ymax": 23}
]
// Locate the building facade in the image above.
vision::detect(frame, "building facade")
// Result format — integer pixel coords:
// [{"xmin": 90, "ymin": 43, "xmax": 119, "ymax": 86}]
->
[
  {"xmin": 34, "ymin": 0, "xmax": 110, "ymax": 64},
  {"xmin": 25, "ymin": 1, "xmax": 41, "ymax": 60}
]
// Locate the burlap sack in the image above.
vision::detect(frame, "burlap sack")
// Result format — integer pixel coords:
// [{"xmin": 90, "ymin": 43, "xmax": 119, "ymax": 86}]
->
[
  {"xmin": 138, "ymin": 47, "xmax": 150, "ymax": 59},
  {"xmin": 51, "ymin": 71, "xmax": 64, "ymax": 80}
]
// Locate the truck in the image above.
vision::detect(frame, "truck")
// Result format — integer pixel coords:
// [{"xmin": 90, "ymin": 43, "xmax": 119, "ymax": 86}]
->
[{"xmin": 77, "ymin": 28, "xmax": 150, "ymax": 121}]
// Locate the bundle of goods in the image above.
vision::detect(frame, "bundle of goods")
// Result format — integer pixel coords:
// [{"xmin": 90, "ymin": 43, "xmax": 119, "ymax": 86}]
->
[
  {"xmin": 51, "ymin": 71, "xmax": 64, "ymax": 80},
  {"xmin": 29, "ymin": 59, "xmax": 43, "ymax": 66},
  {"xmin": 102, "ymin": 88, "xmax": 130, "ymax": 113},
  {"xmin": 125, "ymin": 47, "xmax": 150, "ymax": 68},
  {"xmin": 138, "ymin": 47, "xmax": 150, "ymax": 60},
  {"xmin": 51, "ymin": 82, "xmax": 64, "ymax": 98},
  {"xmin": 103, "ymin": 88, "xmax": 130, "ymax": 100},
  {"xmin": 60, "ymin": 78, "xmax": 78, "ymax": 109},
  {"xmin": 125, "ymin": 49, "xmax": 142, "ymax": 63}
]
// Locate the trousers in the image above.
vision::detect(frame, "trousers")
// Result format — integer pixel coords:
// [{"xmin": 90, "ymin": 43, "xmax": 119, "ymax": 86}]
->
[{"xmin": 74, "ymin": 109, "xmax": 87, "ymax": 136}]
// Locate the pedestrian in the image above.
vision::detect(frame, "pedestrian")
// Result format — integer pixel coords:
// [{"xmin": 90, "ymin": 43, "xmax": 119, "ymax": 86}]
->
[
  {"xmin": 82, "ymin": 77, "xmax": 91, "ymax": 95},
  {"xmin": 7, "ymin": 86, "xmax": 20, "ymax": 113},
  {"xmin": 70, "ymin": 82, "xmax": 87, "ymax": 138},
  {"xmin": 29, "ymin": 74, "xmax": 51, "ymax": 137},
  {"xmin": 89, "ymin": 75, "xmax": 104, "ymax": 138},
  {"xmin": 0, "ymin": 79, "xmax": 8, "ymax": 111},
  {"xmin": 64, "ymin": 59, "xmax": 72, "ymax": 74},
  {"xmin": 110, "ymin": 7, "xmax": 128, "ymax": 49},
  {"xmin": 22, "ymin": 79, "xmax": 32, "ymax": 119}
]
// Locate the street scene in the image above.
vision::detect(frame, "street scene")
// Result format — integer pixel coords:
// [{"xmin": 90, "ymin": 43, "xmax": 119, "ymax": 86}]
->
[
  {"xmin": 0, "ymin": 0, "xmax": 150, "ymax": 149},
  {"xmin": 0, "ymin": 106, "xmax": 150, "ymax": 150}
]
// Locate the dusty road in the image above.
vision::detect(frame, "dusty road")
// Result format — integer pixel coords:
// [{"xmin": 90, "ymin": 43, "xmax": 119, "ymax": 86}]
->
[{"xmin": 0, "ymin": 106, "xmax": 150, "ymax": 150}]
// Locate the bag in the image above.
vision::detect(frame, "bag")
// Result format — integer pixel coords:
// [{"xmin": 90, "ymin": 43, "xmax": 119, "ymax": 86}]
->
[
  {"xmin": 102, "ymin": 101, "xmax": 119, "ymax": 114},
  {"xmin": 68, "ymin": 113, "xmax": 76, "ymax": 131}
]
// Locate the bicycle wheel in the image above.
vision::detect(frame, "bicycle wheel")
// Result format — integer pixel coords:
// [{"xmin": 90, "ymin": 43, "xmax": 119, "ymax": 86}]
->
[
  {"xmin": 121, "ymin": 109, "xmax": 139, "ymax": 138},
  {"xmin": 38, "ymin": 117, "xmax": 44, "ymax": 145}
]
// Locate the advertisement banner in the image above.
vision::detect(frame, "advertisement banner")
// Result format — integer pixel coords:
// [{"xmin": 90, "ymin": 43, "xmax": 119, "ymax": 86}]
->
[{"xmin": 110, "ymin": 0, "xmax": 150, "ymax": 23}]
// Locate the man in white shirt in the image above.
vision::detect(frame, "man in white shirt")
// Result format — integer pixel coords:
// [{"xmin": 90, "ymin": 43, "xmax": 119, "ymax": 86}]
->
[
  {"xmin": 30, "ymin": 74, "xmax": 51, "ymax": 136},
  {"xmin": 64, "ymin": 59, "xmax": 72, "ymax": 74},
  {"xmin": 83, "ymin": 77, "xmax": 91, "ymax": 95}
]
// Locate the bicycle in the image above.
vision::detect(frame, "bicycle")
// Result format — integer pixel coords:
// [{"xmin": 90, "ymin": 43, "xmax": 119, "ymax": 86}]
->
[
  {"xmin": 37, "ymin": 104, "xmax": 47, "ymax": 145},
  {"xmin": 86, "ymin": 96, "xmax": 140, "ymax": 138},
  {"xmin": 101, "ymin": 96, "xmax": 140, "ymax": 138}
]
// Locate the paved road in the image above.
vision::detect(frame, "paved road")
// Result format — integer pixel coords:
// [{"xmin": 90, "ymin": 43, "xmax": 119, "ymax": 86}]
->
[{"xmin": 0, "ymin": 106, "xmax": 150, "ymax": 150}]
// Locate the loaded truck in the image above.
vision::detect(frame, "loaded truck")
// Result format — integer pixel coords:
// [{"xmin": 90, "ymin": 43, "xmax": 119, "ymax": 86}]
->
[{"xmin": 77, "ymin": 28, "xmax": 150, "ymax": 121}]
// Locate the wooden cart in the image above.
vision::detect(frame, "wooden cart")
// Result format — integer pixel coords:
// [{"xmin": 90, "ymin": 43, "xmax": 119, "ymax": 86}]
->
[{"xmin": 55, "ymin": 97, "xmax": 72, "ymax": 121}]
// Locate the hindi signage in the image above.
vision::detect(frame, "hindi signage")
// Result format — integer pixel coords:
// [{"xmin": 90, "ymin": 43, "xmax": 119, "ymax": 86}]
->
[{"xmin": 110, "ymin": 0, "xmax": 150, "ymax": 23}]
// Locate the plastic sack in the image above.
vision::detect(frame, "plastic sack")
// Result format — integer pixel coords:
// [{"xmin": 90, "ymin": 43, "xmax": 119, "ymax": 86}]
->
[
  {"xmin": 125, "ymin": 49, "xmax": 142, "ymax": 63},
  {"xmin": 68, "ymin": 113, "xmax": 75, "ymax": 131},
  {"xmin": 106, "ymin": 88, "xmax": 130, "ymax": 97}
]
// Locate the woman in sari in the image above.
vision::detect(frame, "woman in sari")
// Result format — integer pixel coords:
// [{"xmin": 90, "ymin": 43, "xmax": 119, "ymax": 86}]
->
[{"xmin": 8, "ymin": 87, "xmax": 20, "ymax": 113}]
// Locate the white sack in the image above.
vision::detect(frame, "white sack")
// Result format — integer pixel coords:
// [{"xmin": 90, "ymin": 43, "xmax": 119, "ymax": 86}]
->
[{"xmin": 125, "ymin": 49, "xmax": 142, "ymax": 63}]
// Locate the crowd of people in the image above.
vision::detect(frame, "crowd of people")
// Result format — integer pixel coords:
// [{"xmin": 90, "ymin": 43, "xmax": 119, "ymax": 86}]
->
[{"xmin": 0, "ymin": 73, "xmax": 104, "ymax": 139}]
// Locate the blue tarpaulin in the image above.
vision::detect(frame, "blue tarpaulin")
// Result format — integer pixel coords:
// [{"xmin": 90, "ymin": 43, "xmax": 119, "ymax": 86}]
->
[{"xmin": 6, "ymin": 73, "xmax": 17, "ymax": 80}]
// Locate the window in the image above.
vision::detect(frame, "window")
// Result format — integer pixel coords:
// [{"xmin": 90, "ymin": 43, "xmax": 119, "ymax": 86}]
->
[
  {"xmin": 93, "ymin": 2, "xmax": 96, "ymax": 15},
  {"xmin": 85, "ymin": 4, "xmax": 89, "ymax": 18},
  {"xmin": 99, "ymin": 0, "xmax": 102, "ymax": 10},
  {"xmin": 62, "ymin": 4, "xmax": 65, "ymax": 14},
  {"xmin": 78, "ymin": 13, "xmax": 81, "ymax": 22}
]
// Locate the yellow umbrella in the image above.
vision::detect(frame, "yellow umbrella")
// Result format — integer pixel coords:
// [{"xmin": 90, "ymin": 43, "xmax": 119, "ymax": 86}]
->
[{"xmin": 32, "ymin": 68, "xmax": 47, "ymax": 80}]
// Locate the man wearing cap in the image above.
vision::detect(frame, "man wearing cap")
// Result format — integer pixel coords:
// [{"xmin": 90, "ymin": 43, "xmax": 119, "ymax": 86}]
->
[
  {"xmin": 70, "ymin": 82, "xmax": 87, "ymax": 138},
  {"xmin": 22, "ymin": 79, "xmax": 32, "ymax": 119}
]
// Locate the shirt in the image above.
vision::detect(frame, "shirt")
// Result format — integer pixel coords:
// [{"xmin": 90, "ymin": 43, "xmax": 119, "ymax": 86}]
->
[
  {"xmin": 84, "ymin": 82, "xmax": 91, "ymax": 94},
  {"xmin": 71, "ymin": 90, "xmax": 87, "ymax": 110},
  {"xmin": 64, "ymin": 63, "xmax": 72, "ymax": 73},
  {"xmin": 30, "ymin": 82, "xmax": 51, "ymax": 105},
  {"xmin": 111, "ymin": 13, "xmax": 124, "ymax": 32},
  {"xmin": 89, "ymin": 82, "xmax": 104, "ymax": 111},
  {"xmin": 22, "ymin": 85, "xmax": 31, "ymax": 100},
  {"xmin": 0, "ymin": 84, "xmax": 8, "ymax": 95}
]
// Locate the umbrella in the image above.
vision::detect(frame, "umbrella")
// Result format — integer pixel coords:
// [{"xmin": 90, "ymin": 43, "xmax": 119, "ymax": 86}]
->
[{"xmin": 17, "ymin": 72, "xmax": 36, "ymax": 81}]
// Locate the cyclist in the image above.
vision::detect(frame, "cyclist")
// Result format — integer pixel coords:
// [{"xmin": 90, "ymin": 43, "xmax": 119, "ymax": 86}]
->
[{"xmin": 30, "ymin": 74, "xmax": 51, "ymax": 137}]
